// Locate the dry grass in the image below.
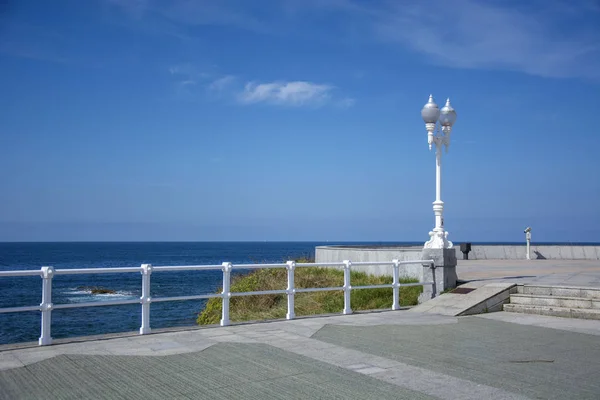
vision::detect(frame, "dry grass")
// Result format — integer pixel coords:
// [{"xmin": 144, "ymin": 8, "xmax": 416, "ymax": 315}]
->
[{"xmin": 197, "ymin": 258, "xmax": 422, "ymax": 325}]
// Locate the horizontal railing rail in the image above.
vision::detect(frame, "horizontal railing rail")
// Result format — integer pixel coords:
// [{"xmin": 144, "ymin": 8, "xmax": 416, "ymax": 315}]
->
[{"xmin": 0, "ymin": 259, "xmax": 435, "ymax": 346}]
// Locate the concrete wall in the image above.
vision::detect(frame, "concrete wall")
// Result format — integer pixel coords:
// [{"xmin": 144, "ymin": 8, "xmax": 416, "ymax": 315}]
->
[
  {"xmin": 456, "ymin": 245, "xmax": 600, "ymax": 260},
  {"xmin": 316, "ymin": 244, "xmax": 600, "ymax": 279},
  {"xmin": 315, "ymin": 246, "xmax": 426, "ymax": 279}
]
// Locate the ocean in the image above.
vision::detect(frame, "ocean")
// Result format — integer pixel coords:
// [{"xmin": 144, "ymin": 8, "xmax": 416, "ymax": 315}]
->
[
  {"xmin": 3, "ymin": 240, "xmax": 592, "ymax": 345},
  {"xmin": 0, "ymin": 241, "xmax": 410, "ymax": 345}
]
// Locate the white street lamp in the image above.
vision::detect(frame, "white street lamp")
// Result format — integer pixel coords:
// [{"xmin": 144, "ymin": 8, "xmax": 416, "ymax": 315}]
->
[{"xmin": 421, "ymin": 95, "xmax": 457, "ymax": 249}]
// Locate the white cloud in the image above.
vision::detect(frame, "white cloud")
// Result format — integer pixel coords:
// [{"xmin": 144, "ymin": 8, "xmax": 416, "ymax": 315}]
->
[
  {"xmin": 208, "ymin": 75, "xmax": 236, "ymax": 91},
  {"xmin": 238, "ymin": 81, "xmax": 333, "ymax": 106},
  {"xmin": 167, "ymin": 66, "xmax": 352, "ymax": 108}
]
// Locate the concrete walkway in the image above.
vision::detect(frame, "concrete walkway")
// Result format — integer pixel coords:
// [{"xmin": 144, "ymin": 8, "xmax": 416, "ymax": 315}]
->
[
  {"xmin": 2, "ymin": 310, "xmax": 600, "ymax": 399},
  {"xmin": 457, "ymin": 259, "xmax": 600, "ymax": 287},
  {"xmin": 2, "ymin": 258, "xmax": 600, "ymax": 399}
]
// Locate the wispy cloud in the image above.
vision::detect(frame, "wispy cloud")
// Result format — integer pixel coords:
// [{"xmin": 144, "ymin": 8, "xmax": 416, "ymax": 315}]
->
[
  {"xmin": 0, "ymin": 21, "xmax": 70, "ymax": 63},
  {"xmin": 107, "ymin": 0, "xmax": 267, "ymax": 32},
  {"xmin": 369, "ymin": 0, "xmax": 600, "ymax": 80},
  {"xmin": 105, "ymin": 0, "xmax": 149, "ymax": 19},
  {"xmin": 110, "ymin": 0, "xmax": 600, "ymax": 81},
  {"xmin": 336, "ymin": 97, "xmax": 356, "ymax": 108},
  {"xmin": 168, "ymin": 63, "xmax": 210, "ymax": 79},
  {"xmin": 168, "ymin": 63, "xmax": 214, "ymax": 91},
  {"xmin": 208, "ymin": 75, "xmax": 236, "ymax": 92},
  {"xmin": 299, "ymin": 0, "xmax": 599, "ymax": 81},
  {"xmin": 276, "ymin": 0, "xmax": 600, "ymax": 80},
  {"xmin": 238, "ymin": 81, "xmax": 333, "ymax": 106},
  {"xmin": 178, "ymin": 79, "xmax": 197, "ymax": 87}
]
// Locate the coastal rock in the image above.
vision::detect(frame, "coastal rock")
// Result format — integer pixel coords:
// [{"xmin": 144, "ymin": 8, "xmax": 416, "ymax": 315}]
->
[{"xmin": 77, "ymin": 286, "xmax": 117, "ymax": 295}]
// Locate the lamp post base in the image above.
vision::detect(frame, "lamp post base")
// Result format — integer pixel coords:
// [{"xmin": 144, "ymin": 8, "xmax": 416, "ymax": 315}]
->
[
  {"xmin": 424, "ymin": 231, "xmax": 453, "ymax": 249},
  {"xmin": 419, "ymin": 248, "xmax": 457, "ymax": 302}
]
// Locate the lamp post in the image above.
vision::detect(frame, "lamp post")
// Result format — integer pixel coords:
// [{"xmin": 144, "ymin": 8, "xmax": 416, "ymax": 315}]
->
[{"xmin": 421, "ymin": 95, "xmax": 457, "ymax": 249}]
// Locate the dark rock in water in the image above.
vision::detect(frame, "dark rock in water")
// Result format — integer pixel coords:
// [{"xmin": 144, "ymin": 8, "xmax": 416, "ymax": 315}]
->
[
  {"xmin": 77, "ymin": 286, "xmax": 116, "ymax": 295},
  {"xmin": 91, "ymin": 287, "xmax": 116, "ymax": 295}
]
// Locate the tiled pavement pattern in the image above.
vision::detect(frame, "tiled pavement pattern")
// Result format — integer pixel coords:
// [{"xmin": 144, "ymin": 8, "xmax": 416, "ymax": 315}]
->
[
  {"xmin": 3, "ymin": 259, "xmax": 600, "ymax": 399},
  {"xmin": 313, "ymin": 316, "xmax": 600, "ymax": 400},
  {"xmin": 0, "ymin": 342, "xmax": 433, "ymax": 400},
  {"xmin": 2, "ymin": 310, "xmax": 600, "ymax": 399}
]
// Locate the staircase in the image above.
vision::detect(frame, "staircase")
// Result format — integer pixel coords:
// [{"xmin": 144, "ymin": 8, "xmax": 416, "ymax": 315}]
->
[{"xmin": 503, "ymin": 285, "xmax": 600, "ymax": 320}]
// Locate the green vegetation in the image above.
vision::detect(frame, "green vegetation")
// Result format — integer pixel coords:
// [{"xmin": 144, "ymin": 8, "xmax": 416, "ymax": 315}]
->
[{"xmin": 197, "ymin": 258, "xmax": 422, "ymax": 325}]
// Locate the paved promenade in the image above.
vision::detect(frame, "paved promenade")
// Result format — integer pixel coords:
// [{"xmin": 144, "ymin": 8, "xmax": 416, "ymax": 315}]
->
[
  {"xmin": 2, "ymin": 310, "xmax": 600, "ymax": 399},
  {"xmin": 457, "ymin": 259, "xmax": 600, "ymax": 287},
  {"xmin": 2, "ymin": 258, "xmax": 600, "ymax": 399}
]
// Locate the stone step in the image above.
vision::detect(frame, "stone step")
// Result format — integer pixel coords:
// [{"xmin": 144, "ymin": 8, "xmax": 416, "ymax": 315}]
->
[
  {"xmin": 503, "ymin": 304, "xmax": 600, "ymax": 320},
  {"xmin": 516, "ymin": 285, "xmax": 600, "ymax": 299},
  {"xmin": 510, "ymin": 294, "xmax": 600, "ymax": 309}
]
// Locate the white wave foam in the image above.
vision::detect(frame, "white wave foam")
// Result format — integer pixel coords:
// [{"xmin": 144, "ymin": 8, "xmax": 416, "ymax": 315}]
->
[
  {"xmin": 67, "ymin": 290, "xmax": 91, "ymax": 295},
  {"xmin": 64, "ymin": 288, "xmax": 137, "ymax": 303},
  {"xmin": 95, "ymin": 291, "xmax": 135, "ymax": 298}
]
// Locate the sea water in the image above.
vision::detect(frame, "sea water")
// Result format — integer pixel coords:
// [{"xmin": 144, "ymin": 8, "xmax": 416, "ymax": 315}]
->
[{"xmin": 0, "ymin": 241, "xmax": 398, "ymax": 345}]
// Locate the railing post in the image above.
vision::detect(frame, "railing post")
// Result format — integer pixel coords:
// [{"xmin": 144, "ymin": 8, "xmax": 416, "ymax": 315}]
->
[
  {"xmin": 39, "ymin": 266, "xmax": 54, "ymax": 346},
  {"xmin": 392, "ymin": 259, "xmax": 400, "ymax": 310},
  {"xmin": 286, "ymin": 261, "xmax": 296, "ymax": 320},
  {"xmin": 140, "ymin": 264, "xmax": 152, "ymax": 335},
  {"xmin": 221, "ymin": 262, "xmax": 232, "ymax": 326},
  {"xmin": 342, "ymin": 260, "xmax": 352, "ymax": 315}
]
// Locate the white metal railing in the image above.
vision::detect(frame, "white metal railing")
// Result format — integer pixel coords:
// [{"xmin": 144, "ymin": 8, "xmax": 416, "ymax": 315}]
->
[{"xmin": 0, "ymin": 259, "xmax": 434, "ymax": 346}]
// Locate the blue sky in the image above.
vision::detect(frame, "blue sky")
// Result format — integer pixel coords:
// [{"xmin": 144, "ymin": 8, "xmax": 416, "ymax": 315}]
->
[{"xmin": 1, "ymin": 0, "xmax": 599, "ymax": 242}]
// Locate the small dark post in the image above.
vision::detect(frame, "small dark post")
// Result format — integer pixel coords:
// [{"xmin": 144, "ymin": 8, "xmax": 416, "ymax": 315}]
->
[{"xmin": 460, "ymin": 243, "xmax": 471, "ymax": 260}]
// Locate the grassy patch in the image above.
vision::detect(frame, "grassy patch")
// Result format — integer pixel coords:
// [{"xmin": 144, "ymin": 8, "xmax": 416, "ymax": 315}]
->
[{"xmin": 197, "ymin": 260, "xmax": 422, "ymax": 325}]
